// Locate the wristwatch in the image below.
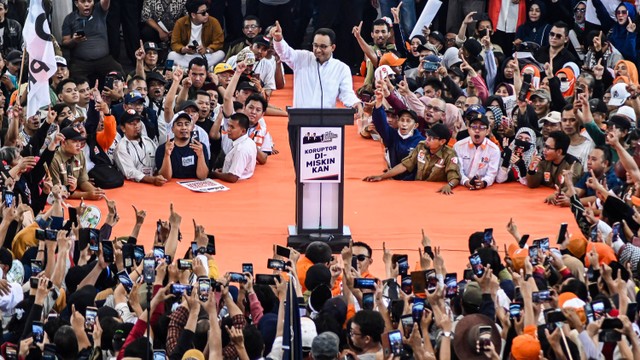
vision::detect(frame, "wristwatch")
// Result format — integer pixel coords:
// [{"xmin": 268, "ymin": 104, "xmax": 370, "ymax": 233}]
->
[{"xmin": 442, "ymin": 331, "xmax": 453, "ymax": 339}]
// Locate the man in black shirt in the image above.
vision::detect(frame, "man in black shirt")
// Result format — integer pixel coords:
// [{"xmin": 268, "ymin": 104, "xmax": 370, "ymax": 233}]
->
[{"xmin": 155, "ymin": 113, "xmax": 210, "ymax": 180}]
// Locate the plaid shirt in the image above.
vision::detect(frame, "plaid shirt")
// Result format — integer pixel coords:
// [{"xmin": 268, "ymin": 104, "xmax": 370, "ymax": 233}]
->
[
  {"xmin": 166, "ymin": 306, "xmax": 190, "ymax": 355},
  {"xmin": 222, "ymin": 314, "xmax": 247, "ymax": 360}
]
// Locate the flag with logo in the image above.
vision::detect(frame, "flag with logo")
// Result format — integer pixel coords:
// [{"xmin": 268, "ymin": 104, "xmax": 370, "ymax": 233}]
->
[
  {"xmin": 22, "ymin": 0, "xmax": 57, "ymax": 118},
  {"xmin": 282, "ymin": 279, "xmax": 303, "ymax": 360}
]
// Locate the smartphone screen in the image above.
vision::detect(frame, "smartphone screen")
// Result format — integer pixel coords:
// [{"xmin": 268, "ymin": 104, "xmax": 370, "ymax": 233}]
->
[
  {"xmin": 3, "ymin": 190, "xmax": 15, "ymax": 207},
  {"xmin": 101, "ymin": 241, "xmax": 114, "ymax": 263},
  {"xmin": 45, "ymin": 229, "xmax": 57, "ymax": 241},
  {"xmin": 134, "ymin": 245, "xmax": 145, "ymax": 264},
  {"xmin": 354, "ymin": 278, "xmax": 377, "ymax": 290},
  {"xmin": 483, "ymin": 228, "xmax": 493, "ymax": 245},
  {"xmin": 509, "ymin": 303, "xmax": 521, "ymax": 319},
  {"xmin": 153, "ymin": 246, "xmax": 165, "ymax": 261},
  {"xmin": 528, "ymin": 246, "xmax": 539, "ymax": 265},
  {"xmin": 85, "ymin": 307, "xmax": 98, "ymax": 332},
  {"xmin": 143, "ymin": 258, "xmax": 155, "ymax": 283},
  {"xmin": 206, "ymin": 235, "xmax": 216, "ymax": 255},
  {"xmin": 117, "ymin": 270, "xmax": 134, "ymax": 293},
  {"xmin": 444, "ymin": 273, "xmax": 457, "ymax": 298},
  {"xmin": 198, "ymin": 277, "xmax": 211, "ymax": 301},
  {"xmin": 362, "ymin": 293, "xmax": 374, "ymax": 310},
  {"xmin": 557, "ymin": 223, "xmax": 568, "ymax": 244},
  {"xmin": 229, "ymin": 272, "xmax": 246, "ymax": 283},
  {"xmin": 154, "ymin": 350, "xmax": 166, "ymax": 360},
  {"xmin": 592, "ymin": 300, "xmax": 605, "ymax": 320},
  {"xmin": 388, "ymin": 330, "xmax": 404, "ymax": 355},
  {"xmin": 31, "ymin": 260, "xmax": 43, "ymax": 275},
  {"xmin": 32, "ymin": 322, "xmax": 44, "ymax": 343},
  {"xmin": 255, "ymin": 274, "xmax": 279, "ymax": 285},
  {"xmin": 191, "ymin": 241, "xmax": 198, "ymax": 257},
  {"xmin": 401, "ymin": 275, "xmax": 412, "ymax": 295},
  {"xmin": 242, "ymin": 263, "xmax": 254, "ymax": 275},
  {"xmin": 412, "ymin": 298, "xmax": 425, "ymax": 323},
  {"xmin": 469, "ymin": 254, "xmax": 484, "ymax": 277}
]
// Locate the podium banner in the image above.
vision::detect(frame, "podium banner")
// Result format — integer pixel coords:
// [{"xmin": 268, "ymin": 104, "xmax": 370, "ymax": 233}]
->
[{"xmin": 299, "ymin": 127, "xmax": 342, "ymax": 183}]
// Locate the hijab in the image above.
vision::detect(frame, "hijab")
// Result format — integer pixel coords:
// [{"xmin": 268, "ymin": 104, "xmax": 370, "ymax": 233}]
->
[
  {"xmin": 556, "ymin": 67, "xmax": 576, "ymax": 97},
  {"xmin": 614, "ymin": 60, "xmax": 639, "ymax": 84},
  {"xmin": 508, "ymin": 127, "xmax": 537, "ymax": 176}
]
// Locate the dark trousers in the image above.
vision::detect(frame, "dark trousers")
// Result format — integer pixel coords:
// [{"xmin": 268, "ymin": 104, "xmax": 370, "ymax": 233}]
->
[
  {"xmin": 334, "ymin": 0, "xmax": 376, "ymax": 72},
  {"xmin": 258, "ymin": 2, "xmax": 294, "ymax": 43},
  {"xmin": 209, "ymin": 0, "xmax": 243, "ymax": 44},
  {"xmin": 107, "ymin": 0, "xmax": 142, "ymax": 65},
  {"xmin": 70, "ymin": 55, "xmax": 124, "ymax": 88}
]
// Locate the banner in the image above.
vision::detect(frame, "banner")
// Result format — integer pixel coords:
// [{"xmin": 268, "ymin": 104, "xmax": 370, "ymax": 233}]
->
[
  {"xmin": 177, "ymin": 179, "xmax": 229, "ymax": 192},
  {"xmin": 299, "ymin": 127, "xmax": 342, "ymax": 183},
  {"xmin": 23, "ymin": 0, "xmax": 57, "ymax": 118}
]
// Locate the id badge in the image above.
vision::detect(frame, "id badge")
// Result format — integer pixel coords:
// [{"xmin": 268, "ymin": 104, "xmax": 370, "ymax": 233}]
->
[
  {"xmin": 543, "ymin": 171, "xmax": 551, "ymax": 182},
  {"xmin": 142, "ymin": 167, "xmax": 152, "ymax": 176},
  {"xmin": 417, "ymin": 150, "xmax": 426, "ymax": 163}
]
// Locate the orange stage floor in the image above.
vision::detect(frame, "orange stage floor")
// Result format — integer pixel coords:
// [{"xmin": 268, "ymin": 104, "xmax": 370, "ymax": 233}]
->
[{"xmin": 73, "ymin": 75, "xmax": 576, "ymax": 278}]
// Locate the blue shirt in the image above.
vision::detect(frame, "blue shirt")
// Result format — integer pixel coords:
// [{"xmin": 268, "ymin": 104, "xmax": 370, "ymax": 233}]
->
[{"xmin": 575, "ymin": 167, "xmax": 624, "ymax": 197}]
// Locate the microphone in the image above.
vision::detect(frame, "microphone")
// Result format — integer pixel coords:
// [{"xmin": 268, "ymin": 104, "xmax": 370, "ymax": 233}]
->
[{"xmin": 316, "ymin": 58, "xmax": 323, "ymax": 110}]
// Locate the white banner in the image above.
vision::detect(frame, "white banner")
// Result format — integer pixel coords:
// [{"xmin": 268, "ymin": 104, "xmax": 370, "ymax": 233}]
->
[
  {"xmin": 23, "ymin": 0, "xmax": 57, "ymax": 118},
  {"xmin": 409, "ymin": 0, "xmax": 443, "ymax": 39},
  {"xmin": 299, "ymin": 127, "xmax": 342, "ymax": 183}
]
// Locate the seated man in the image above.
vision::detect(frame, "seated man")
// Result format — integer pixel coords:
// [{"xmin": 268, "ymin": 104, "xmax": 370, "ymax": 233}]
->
[
  {"xmin": 526, "ymin": 130, "xmax": 584, "ymax": 203},
  {"xmin": 155, "ymin": 113, "xmax": 209, "ymax": 180},
  {"xmin": 364, "ymin": 124, "xmax": 460, "ymax": 194},
  {"xmin": 573, "ymin": 146, "xmax": 623, "ymax": 205},
  {"xmin": 56, "ymin": 79, "xmax": 86, "ymax": 118},
  {"xmin": 114, "ymin": 110, "xmax": 167, "ymax": 186},
  {"xmin": 210, "ymin": 113, "xmax": 256, "ymax": 183},
  {"xmin": 225, "ymin": 15, "xmax": 262, "ymax": 61},
  {"xmin": 453, "ymin": 112, "xmax": 501, "ymax": 190},
  {"xmin": 50, "ymin": 126, "xmax": 105, "ymax": 200},
  {"xmin": 168, "ymin": 0, "xmax": 225, "ymax": 68}
]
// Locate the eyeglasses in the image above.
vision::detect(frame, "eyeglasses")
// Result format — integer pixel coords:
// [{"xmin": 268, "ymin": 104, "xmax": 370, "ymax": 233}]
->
[
  {"xmin": 549, "ymin": 31, "xmax": 563, "ymax": 39},
  {"xmin": 244, "ymin": 24, "xmax": 259, "ymax": 29},
  {"xmin": 469, "ymin": 124, "xmax": 488, "ymax": 130},
  {"xmin": 426, "ymin": 104, "xmax": 445, "ymax": 112},
  {"xmin": 574, "ymin": 8, "xmax": 586, "ymax": 13},
  {"xmin": 543, "ymin": 145, "xmax": 557, "ymax": 150},
  {"xmin": 312, "ymin": 43, "xmax": 331, "ymax": 50},
  {"xmin": 196, "ymin": 9, "xmax": 208, "ymax": 15},
  {"xmin": 349, "ymin": 329, "xmax": 363, "ymax": 337},
  {"xmin": 353, "ymin": 254, "xmax": 369, "ymax": 262},
  {"xmin": 616, "ymin": 10, "xmax": 628, "ymax": 15}
]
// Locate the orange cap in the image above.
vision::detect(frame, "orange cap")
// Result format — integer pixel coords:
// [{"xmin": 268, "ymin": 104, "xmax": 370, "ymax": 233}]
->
[
  {"xmin": 584, "ymin": 242, "xmax": 616, "ymax": 267},
  {"xmin": 379, "ymin": 52, "xmax": 406, "ymax": 67},
  {"xmin": 511, "ymin": 334, "xmax": 541, "ymax": 360}
]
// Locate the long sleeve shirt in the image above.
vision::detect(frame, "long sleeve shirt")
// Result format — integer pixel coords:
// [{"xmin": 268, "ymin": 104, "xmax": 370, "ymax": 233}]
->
[
  {"xmin": 114, "ymin": 136, "xmax": 157, "ymax": 182},
  {"xmin": 273, "ymin": 39, "xmax": 360, "ymax": 109},
  {"xmin": 453, "ymin": 137, "xmax": 501, "ymax": 187},
  {"xmin": 166, "ymin": 306, "xmax": 189, "ymax": 355}
]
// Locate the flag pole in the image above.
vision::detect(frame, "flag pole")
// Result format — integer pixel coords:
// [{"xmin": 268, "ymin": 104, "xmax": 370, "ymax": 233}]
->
[{"xmin": 16, "ymin": 46, "xmax": 26, "ymax": 100}]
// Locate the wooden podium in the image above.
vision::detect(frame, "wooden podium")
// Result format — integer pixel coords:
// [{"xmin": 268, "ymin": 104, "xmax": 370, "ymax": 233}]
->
[{"xmin": 287, "ymin": 108, "xmax": 353, "ymax": 253}]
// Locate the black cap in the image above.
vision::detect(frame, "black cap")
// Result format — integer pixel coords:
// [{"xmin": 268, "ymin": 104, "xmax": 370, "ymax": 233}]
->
[
  {"xmin": 179, "ymin": 100, "xmax": 198, "ymax": 111},
  {"xmin": 237, "ymin": 81, "xmax": 257, "ymax": 92},
  {"xmin": 606, "ymin": 115, "xmax": 632, "ymax": 131},
  {"xmin": 463, "ymin": 38, "xmax": 483, "ymax": 58},
  {"xmin": 252, "ymin": 35, "xmax": 270, "ymax": 48},
  {"xmin": 107, "ymin": 71, "xmax": 125, "ymax": 81},
  {"xmin": 590, "ymin": 98, "xmax": 608, "ymax": 114},
  {"xmin": 120, "ymin": 109, "xmax": 143, "ymax": 124},
  {"xmin": 429, "ymin": 31, "xmax": 445, "ymax": 45},
  {"xmin": 426, "ymin": 123, "xmax": 452, "ymax": 142},
  {"xmin": 396, "ymin": 109, "xmax": 418, "ymax": 121},
  {"xmin": 61, "ymin": 126, "xmax": 86, "ymax": 141},
  {"xmin": 143, "ymin": 42, "xmax": 159, "ymax": 52},
  {"xmin": 146, "ymin": 71, "xmax": 167, "ymax": 85},
  {"xmin": 5, "ymin": 49, "xmax": 21, "ymax": 64}
]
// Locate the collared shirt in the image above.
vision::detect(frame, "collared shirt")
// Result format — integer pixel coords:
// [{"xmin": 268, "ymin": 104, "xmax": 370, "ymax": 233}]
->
[
  {"xmin": 227, "ymin": 52, "xmax": 277, "ymax": 91},
  {"xmin": 247, "ymin": 117, "xmax": 270, "ymax": 151},
  {"xmin": 453, "ymin": 137, "xmax": 501, "ymax": 186},
  {"xmin": 401, "ymin": 143, "xmax": 461, "ymax": 182},
  {"xmin": 274, "ymin": 39, "xmax": 360, "ymax": 108},
  {"xmin": 114, "ymin": 136, "xmax": 157, "ymax": 182},
  {"xmin": 50, "ymin": 148, "xmax": 89, "ymax": 187},
  {"xmin": 222, "ymin": 134, "xmax": 257, "ymax": 180}
]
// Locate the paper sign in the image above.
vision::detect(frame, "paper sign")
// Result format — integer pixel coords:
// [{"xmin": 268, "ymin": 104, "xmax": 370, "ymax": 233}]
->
[
  {"xmin": 300, "ymin": 127, "xmax": 342, "ymax": 183},
  {"xmin": 177, "ymin": 179, "xmax": 230, "ymax": 193},
  {"xmin": 409, "ymin": 0, "xmax": 443, "ymax": 39}
]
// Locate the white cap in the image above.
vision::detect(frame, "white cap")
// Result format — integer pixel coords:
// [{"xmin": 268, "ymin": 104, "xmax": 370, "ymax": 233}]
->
[
  {"xmin": 537, "ymin": 111, "xmax": 562, "ymax": 128},
  {"xmin": 608, "ymin": 83, "xmax": 630, "ymax": 106},
  {"xmin": 55, "ymin": 56, "xmax": 67, "ymax": 66},
  {"xmin": 374, "ymin": 65, "xmax": 394, "ymax": 82},
  {"xmin": 300, "ymin": 317, "xmax": 318, "ymax": 349},
  {"xmin": 615, "ymin": 105, "xmax": 637, "ymax": 122}
]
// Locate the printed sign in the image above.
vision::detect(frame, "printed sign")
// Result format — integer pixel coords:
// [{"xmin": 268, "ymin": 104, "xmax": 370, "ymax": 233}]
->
[
  {"xmin": 177, "ymin": 179, "xmax": 229, "ymax": 193},
  {"xmin": 300, "ymin": 127, "xmax": 342, "ymax": 183}
]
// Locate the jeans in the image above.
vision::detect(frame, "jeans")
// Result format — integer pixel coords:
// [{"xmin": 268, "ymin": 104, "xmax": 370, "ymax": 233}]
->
[{"xmin": 379, "ymin": 0, "xmax": 416, "ymax": 38}]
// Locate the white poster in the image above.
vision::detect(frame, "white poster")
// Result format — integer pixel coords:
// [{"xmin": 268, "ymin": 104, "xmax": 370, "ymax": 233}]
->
[
  {"xmin": 299, "ymin": 127, "xmax": 342, "ymax": 183},
  {"xmin": 409, "ymin": 0, "xmax": 443, "ymax": 39},
  {"xmin": 585, "ymin": 0, "xmax": 617, "ymax": 26},
  {"xmin": 177, "ymin": 179, "xmax": 229, "ymax": 192}
]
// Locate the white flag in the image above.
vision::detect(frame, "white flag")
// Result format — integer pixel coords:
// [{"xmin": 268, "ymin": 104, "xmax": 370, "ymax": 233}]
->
[{"xmin": 22, "ymin": 0, "xmax": 56, "ymax": 118}]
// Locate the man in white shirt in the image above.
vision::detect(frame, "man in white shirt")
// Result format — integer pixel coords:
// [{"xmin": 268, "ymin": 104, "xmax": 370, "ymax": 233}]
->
[
  {"xmin": 227, "ymin": 36, "xmax": 277, "ymax": 100},
  {"xmin": 453, "ymin": 110, "xmax": 501, "ymax": 190},
  {"xmin": 210, "ymin": 113, "xmax": 257, "ymax": 182},
  {"xmin": 114, "ymin": 110, "xmax": 167, "ymax": 186},
  {"xmin": 0, "ymin": 248, "xmax": 23, "ymax": 319}
]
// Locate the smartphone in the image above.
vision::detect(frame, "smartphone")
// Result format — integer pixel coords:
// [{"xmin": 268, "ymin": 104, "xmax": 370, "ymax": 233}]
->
[
  {"xmin": 612, "ymin": 222, "xmax": 621, "ymax": 241},
  {"xmin": 354, "ymin": 278, "xmax": 377, "ymax": 290},
  {"xmin": 79, "ymin": 228, "xmax": 100, "ymax": 252},
  {"xmin": 362, "ymin": 292, "xmax": 374, "ymax": 310},
  {"xmin": 532, "ymin": 238, "xmax": 550, "ymax": 252},
  {"xmin": 412, "ymin": 298, "xmax": 425, "ymax": 323},
  {"xmin": 532, "ymin": 290, "xmax": 551, "ymax": 303},
  {"xmin": 153, "ymin": 350, "xmax": 166, "ymax": 360},
  {"xmin": 143, "ymin": 257, "xmax": 156, "ymax": 283},
  {"xmin": 134, "ymin": 245, "xmax": 145, "ymax": 264},
  {"xmin": 122, "ymin": 244, "xmax": 134, "ymax": 268},
  {"xmin": 32, "ymin": 321, "xmax": 44, "ymax": 343},
  {"xmin": 591, "ymin": 300, "xmax": 606, "ymax": 320},
  {"xmin": 117, "ymin": 270, "xmax": 134, "ymax": 293},
  {"xmin": 600, "ymin": 318, "xmax": 623, "ymax": 342},
  {"xmin": 153, "ymin": 246, "xmax": 165, "ymax": 261},
  {"xmin": 45, "ymin": 229, "xmax": 58, "ymax": 241},
  {"xmin": 423, "ymin": 61, "xmax": 439, "ymax": 72},
  {"xmin": 275, "ymin": 245, "xmax": 290, "ymax": 258},
  {"xmin": 206, "ymin": 234, "xmax": 216, "ymax": 255},
  {"xmin": 392, "ymin": 255, "xmax": 409, "ymax": 276},
  {"xmin": 400, "ymin": 314, "xmax": 414, "ymax": 337},
  {"xmin": 5, "ymin": 344, "xmax": 17, "ymax": 360},
  {"xmin": 576, "ymin": 85, "xmax": 585, "ymax": 95},
  {"xmin": 351, "ymin": 255, "xmax": 358, "ymax": 270},
  {"xmin": 191, "ymin": 241, "xmax": 199, "ymax": 258},
  {"xmin": 30, "ymin": 277, "xmax": 52, "ymax": 289},
  {"xmin": 267, "ymin": 258, "xmax": 287, "ymax": 271},
  {"xmin": 389, "ymin": 330, "xmax": 404, "ymax": 356},
  {"xmin": 229, "ymin": 272, "xmax": 246, "ymax": 283},
  {"xmin": 190, "ymin": 130, "xmax": 200, "ymax": 143},
  {"xmin": 164, "ymin": 59, "xmax": 174, "ymax": 71},
  {"xmin": 242, "ymin": 263, "xmax": 254, "ymax": 275},
  {"xmin": 545, "ymin": 309, "xmax": 566, "ymax": 324},
  {"xmin": 478, "ymin": 325, "xmax": 493, "ymax": 350},
  {"xmin": 483, "ymin": 228, "xmax": 493, "ymax": 246},
  {"xmin": 35, "ymin": 228, "xmax": 45, "ymax": 241},
  {"xmin": 3, "ymin": 189, "xmax": 15, "ymax": 207},
  {"xmin": 518, "ymin": 81, "xmax": 530, "ymax": 102},
  {"xmin": 101, "ymin": 241, "xmax": 114, "ymax": 263},
  {"xmin": 31, "ymin": 260, "xmax": 43, "ymax": 275},
  {"xmin": 170, "ymin": 283, "xmax": 193, "ymax": 298},
  {"xmin": 463, "ymin": 268, "xmax": 474, "ymax": 281},
  {"xmin": 426, "ymin": 271, "xmax": 438, "ymax": 293},
  {"xmin": 255, "ymin": 274, "xmax": 279, "ymax": 285},
  {"xmin": 528, "ymin": 245, "xmax": 539, "ymax": 265},
  {"xmin": 423, "ymin": 246, "xmax": 434, "ymax": 259},
  {"xmin": 469, "ymin": 253, "xmax": 484, "ymax": 277},
  {"xmin": 411, "ymin": 270, "xmax": 427, "ymax": 294},
  {"xmin": 68, "ymin": 207, "xmax": 78, "ymax": 227},
  {"xmin": 177, "ymin": 259, "xmax": 192, "ymax": 270},
  {"xmin": 557, "ymin": 223, "xmax": 568, "ymax": 244},
  {"xmin": 518, "ymin": 234, "xmax": 530, "ymax": 248},
  {"xmin": 628, "ymin": 302, "xmax": 638, "ymax": 323},
  {"xmin": 444, "ymin": 273, "xmax": 457, "ymax": 298},
  {"xmin": 104, "ymin": 75, "xmax": 115, "ymax": 90},
  {"xmin": 198, "ymin": 277, "xmax": 211, "ymax": 301},
  {"xmin": 85, "ymin": 306, "xmax": 98, "ymax": 332},
  {"xmin": 509, "ymin": 303, "xmax": 521, "ymax": 320},
  {"xmin": 401, "ymin": 275, "xmax": 412, "ymax": 295}
]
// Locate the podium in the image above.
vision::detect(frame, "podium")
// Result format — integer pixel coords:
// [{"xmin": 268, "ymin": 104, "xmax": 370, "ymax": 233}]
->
[{"xmin": 287, "ymin": 108, "xmax": 354, "ymax": 253}]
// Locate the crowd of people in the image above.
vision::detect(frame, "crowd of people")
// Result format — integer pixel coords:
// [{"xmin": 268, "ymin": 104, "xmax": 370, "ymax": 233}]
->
[{"xmin": 0, "ymin": 0, "xmax": 639, "ymax": 359}]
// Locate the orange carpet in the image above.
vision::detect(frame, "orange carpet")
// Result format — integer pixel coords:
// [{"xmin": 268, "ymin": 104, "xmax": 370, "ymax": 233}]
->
[{"xmin": 73, "ymin": 75, "xmax": 578, "ymax": 278}]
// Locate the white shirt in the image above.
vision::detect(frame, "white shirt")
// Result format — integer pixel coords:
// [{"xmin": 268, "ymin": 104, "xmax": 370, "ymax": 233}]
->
[
  {"xmin": 223, "ymin": 134, "xmax": 257, "ymax": 179},
  {"xmin": 0, "ymin": 281, "xmax": 23, "ymax": 316},
  {"xmin": 228, "ymin": 52, "xmax": 277, "ymax": 91},
  {"xmin": 114, "ymin": 135, "xmax": 157, "ymax": 182},
  {"xmin": 453, "ymin": 137, "xmax": 502, "ymax": 187},
  {"xmin": 567, "ymin": 136, "xmax": 594, "ymax": 171},
  {"xmin": 273, "ymin": 39, "xmax": 360, "ymax": 108},
  {"xmin": 190, "ymin": 23, "xmax": 203, "ymax": 47}
]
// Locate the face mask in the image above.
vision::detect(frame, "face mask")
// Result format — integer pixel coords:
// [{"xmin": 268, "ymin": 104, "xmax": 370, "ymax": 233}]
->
[
  {"xmin": 398, "ymin": 129, "xmax": 413, "ymax": 139},
  {"xmin": 560, "ymin": 81, "xmax": 570, "ymax": 93},
  {"xmin": 514, "ymin": 138, "xmax": 532, "ymax": 151}
]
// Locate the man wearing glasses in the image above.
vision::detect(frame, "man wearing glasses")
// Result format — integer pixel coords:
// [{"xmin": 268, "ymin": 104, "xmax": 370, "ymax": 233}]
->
[
  {"xmin": 454, "ymin": 108, "xmax": 501, "ymax": 190},
  {"xmin": 535, "ymin": 21, "xmax": 580, "ymax": 75},
  {"xmin": 168, "ymin": 0, "xmax": 225, "ymax": 68},
  {"xmin": 526, "ymin": 130, "xmax": 583, "ymax": 193},
  {"xmin": 225, "ymin": 16, "xmax": 262, "ymax": 61}
]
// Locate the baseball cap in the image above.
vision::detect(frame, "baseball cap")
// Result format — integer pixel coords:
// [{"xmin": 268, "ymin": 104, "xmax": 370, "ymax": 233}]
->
[
  {"xmin": 214, "ymin": 63, "xmax": 234, "ymax": 74},
  {"xmin": 120, "ymin": 109, "xmax": 143, "ymax": 124},
  {"xmin": 311, "ymin": 332, "xmax": 340, "ymax": 359},
  {"xmin": 5, "ymin": 50, "xmax": 21, "ymax": 64},
  {"xmin": 237, "ymin": 48, "xmax": 256, "ymax": 66},
  {"xmin": 379, "ymin": 52, "xmax": 406, "ymax": 67},
  {"xmin": 55, "ymin": 56, "xmax": 68, "ymax": 67},
  {"xmin": 462, "ymin": 281, "xmax": 482, "ymax": 308},
  {"xmin": 300, "ymin": 317, "xmax": 318, "ymax": 349},
  {"xmin": 464, "ymin": 104, "xmax": 486, "ymax": 117},
  {"xmin": 108, "ymin": 71, "xmax": 125, "ymax": 81},
  {"xmin": 537, "ymin": 111, "xmax": 562, "ymax": 127},
  {"xmin": 511, "ymin": 334, "xmax": 541, "ymax": 360},
  {"xmin": 589, "ymin": 98, "xmax": 608, "ymax": 114},
  {"xmin": 615, "ymin": 105, "xmax": 637, "ymax": 122},
  {"xmin": 237, "ymin": 81, "xmax": 257, "ymax": 92},
  {"xmin": 429, "ymin": 31, "xmax": 445, "ymax": 45},
  {"xmin": 530, "ymin": 89, "xmax": 551, "ymax": 102},
  {"xmin": 146, "ymin": 71, "xmax": 167, "ymax": 85},
  {"xmin": 252, "ymin": 35, "xmax": 270, "ymax": 48},
  {"xmin": 426, "ymin": 123, "xmax": 452, "ymax": 142},
  {"xmin": 182, "ymin": 349, "xmax": 205, "ymax": 360},
  {"xmin": 397, "ymin": 109, "xmax": 418, "ymax": 121},
  {"xmin": 61, "ymin": 126, "xmax": 86, "ymax": 141},
  {"xmin": 608, "ymin": 83, "xmax": 630, "ymax": 106},
  {"xmin": 606, "ymin": 115, "xmax": 632, "ymax": 131},
  {"xmin": 124, "ymin": 91, "xmax": 144, "ymax": 104},
  {"xmin": 143, "ymin": 42, "xmax": 158, "ymax": 52},
  {"xmin": 463, "ymin": 38, "xmax": 483, "ymax": 58},
  {"xmin": 180, "ymin": 100, "xmax": 198, "ymax": 112}
]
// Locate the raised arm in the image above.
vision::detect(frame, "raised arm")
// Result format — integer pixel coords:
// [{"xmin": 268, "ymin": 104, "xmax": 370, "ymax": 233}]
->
[
  {"xmin": 164, "ymin": 67, "xmax": 184, "ymax": 123},
  {"xmin": 352, "ymin": 22, "xmax": 379, "ymax": 67},
  {"xmin": 223, "ymin": 62, "xmax": 247, "ymax": 117}
]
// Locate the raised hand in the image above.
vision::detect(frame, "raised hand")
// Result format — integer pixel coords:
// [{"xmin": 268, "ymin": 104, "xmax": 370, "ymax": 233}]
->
[
  {"xmin": 135, "ymin": 40, "xmax": 145, "ymax": 61},
  {"xmin": 390, "ymin": 2, "xmax": 402, "ymax": 23},
  {"xmin": 270, "ymin": 21, "xmax": 283, "ymax": 42},
  {"xmin": 352, "ymin": 21, "xmax": 363, "ymax": 39}
]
